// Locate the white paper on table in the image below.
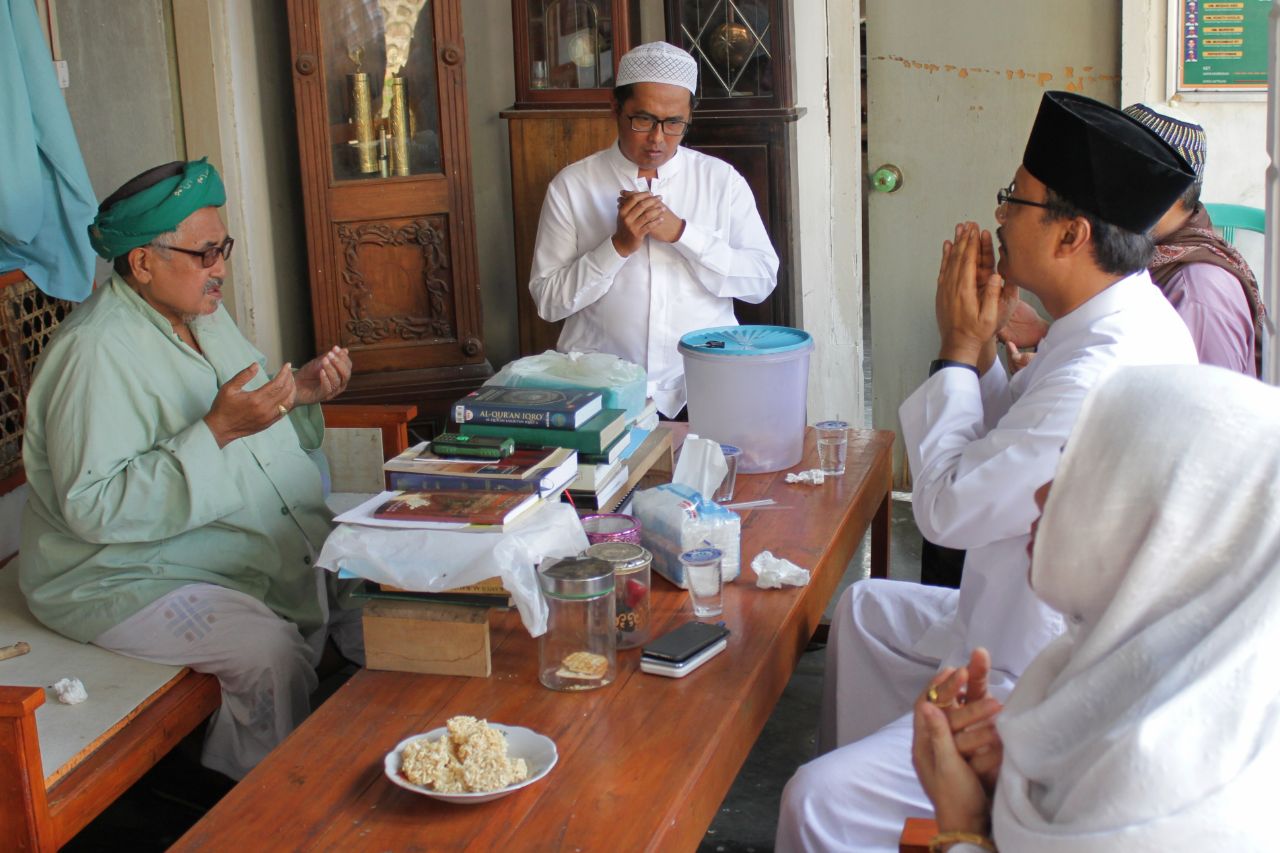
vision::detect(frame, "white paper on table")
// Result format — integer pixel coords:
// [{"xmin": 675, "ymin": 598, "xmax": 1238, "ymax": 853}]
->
[{"xmin": 318, "ymin": 501, "xmax": 589, "ymax": 636}]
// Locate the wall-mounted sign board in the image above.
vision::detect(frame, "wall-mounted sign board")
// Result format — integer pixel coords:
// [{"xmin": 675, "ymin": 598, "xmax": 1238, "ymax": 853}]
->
[{"xmin": 1169, "ymin": 0, "xmax": 1270, "ymax": 97}]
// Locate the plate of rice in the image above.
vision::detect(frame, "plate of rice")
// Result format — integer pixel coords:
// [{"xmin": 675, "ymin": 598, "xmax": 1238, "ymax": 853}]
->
[{"xmin": 385, "ymin": 715, "xmax": 558, "ymax": 804}]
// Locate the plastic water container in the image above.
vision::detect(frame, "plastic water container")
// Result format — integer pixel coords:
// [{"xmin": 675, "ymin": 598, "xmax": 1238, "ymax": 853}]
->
[{"xmin": 678, "ymin": 325, "xmax": 814, "ymax": 473}]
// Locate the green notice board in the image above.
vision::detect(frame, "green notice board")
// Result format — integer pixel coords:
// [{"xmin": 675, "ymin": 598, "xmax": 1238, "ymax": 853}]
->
[{"xmin": 1176, "ymin": 0, "xmax": 1270, "ymax": 91}]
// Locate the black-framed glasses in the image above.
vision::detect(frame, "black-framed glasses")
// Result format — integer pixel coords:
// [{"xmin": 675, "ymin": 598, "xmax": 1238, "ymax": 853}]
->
[
  {"xmin": 996, "ymin": 182, "xmax": 1052, "ymax": 212},
  {"xmin": 155, "ymin": 236, "xmax": 234, "ymax": 269},
  {"xmin": 627, "ymin": 113, "xmax": 690, "ymax": 137}
]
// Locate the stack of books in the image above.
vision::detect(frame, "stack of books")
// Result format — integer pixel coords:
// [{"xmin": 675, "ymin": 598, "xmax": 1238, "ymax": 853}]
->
[
  {"xmin": 452, "ymin": 385, "xmax": 637, "ymax": 510},
  {"xmin": 384, "ymin": 444, "xmax": 579, "ymax": 498},
  {"xmin": 370, "ymin": 442, "xmax": 578, "ymax": 530}
]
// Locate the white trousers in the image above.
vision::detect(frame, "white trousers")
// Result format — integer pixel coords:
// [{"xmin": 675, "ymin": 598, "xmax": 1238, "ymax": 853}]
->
[
  {"xmin": 776, "ymin": 579, "xmax": 956, "ymax": 853},
  {"xmin": 94, "ymin": 577, "xmax": 364, "ymax": 780}
]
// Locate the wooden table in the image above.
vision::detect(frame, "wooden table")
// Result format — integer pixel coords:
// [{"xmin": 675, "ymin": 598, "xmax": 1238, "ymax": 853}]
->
[{"xmin": 174, "ymin": 428, "xmax": 894, "ymax": 852}]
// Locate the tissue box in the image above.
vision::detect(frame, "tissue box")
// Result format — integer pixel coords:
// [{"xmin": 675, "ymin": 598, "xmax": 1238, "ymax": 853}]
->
[{"xmin": 634, "ymin": 485, "xmax": 740, "ymax": 588}]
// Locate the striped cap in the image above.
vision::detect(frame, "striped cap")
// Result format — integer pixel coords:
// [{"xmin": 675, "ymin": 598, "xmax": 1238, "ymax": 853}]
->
[
  {"xmin": 1122, "ymin": 103, "xmax": 1207, "ymax": 181},
  {"xmin": 616, "ymin": 42, "xmax": 697, "ymax": 94}
]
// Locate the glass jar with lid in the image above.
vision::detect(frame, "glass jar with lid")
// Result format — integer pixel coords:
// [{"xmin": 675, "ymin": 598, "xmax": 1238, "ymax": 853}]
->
[
  {"xmin": 585, "ymin": 542, "xmax": 652, "ymax": 649},
  {"xmin": 538, "ymin": 555, "xmax": 617, "ymax": 691}
]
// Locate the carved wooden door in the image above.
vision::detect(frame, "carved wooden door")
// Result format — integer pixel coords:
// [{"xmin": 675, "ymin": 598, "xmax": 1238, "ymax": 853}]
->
[{"xmin": 287, "ymin": 0, "xmax": 488, "ymax": 433}]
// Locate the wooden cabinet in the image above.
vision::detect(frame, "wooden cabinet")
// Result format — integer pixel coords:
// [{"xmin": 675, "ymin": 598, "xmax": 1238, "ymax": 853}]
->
[
  {"xmin": 286, "ymin": 0, "xmax": 489, "ymax": 436},
  {"xmin": 666, "ymin": 0, "xmax": 801, "ymax": 328},
  {"xmin": 511, "ymin": 0, "xmax": 641, "ymax": 108},
  {"xmin": 503, "ymin": 0, "xmax": 642, "ymax": 355}
]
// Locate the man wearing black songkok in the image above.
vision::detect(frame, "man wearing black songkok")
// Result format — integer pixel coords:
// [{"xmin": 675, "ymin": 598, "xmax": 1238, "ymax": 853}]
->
[{"xmin": 777, "ymin": 92, "xmax": 1200, "ymax": 852}]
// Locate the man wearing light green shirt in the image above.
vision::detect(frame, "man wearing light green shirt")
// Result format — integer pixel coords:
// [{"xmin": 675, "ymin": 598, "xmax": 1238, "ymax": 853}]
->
[{"xmin": 20, "ymin": 159, "xmax": 356, "ymax": 780}]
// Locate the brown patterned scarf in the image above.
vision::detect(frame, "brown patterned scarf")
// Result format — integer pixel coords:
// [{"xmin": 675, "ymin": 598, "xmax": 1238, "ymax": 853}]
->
[{"xmin": 1149, "ymin": 204, "xmax": 1264, "ymax": 373}]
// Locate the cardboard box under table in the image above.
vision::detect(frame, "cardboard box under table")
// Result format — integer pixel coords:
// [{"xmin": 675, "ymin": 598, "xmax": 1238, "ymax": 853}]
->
[{"xmin": 358, "ymin": 578, "xmax": 510, "ymax": 677}]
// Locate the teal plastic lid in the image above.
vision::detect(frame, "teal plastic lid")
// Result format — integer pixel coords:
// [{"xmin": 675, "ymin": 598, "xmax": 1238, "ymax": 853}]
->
[{"xmin": 678, "ymin": 325, "xmax": 814, "ymax": 357}]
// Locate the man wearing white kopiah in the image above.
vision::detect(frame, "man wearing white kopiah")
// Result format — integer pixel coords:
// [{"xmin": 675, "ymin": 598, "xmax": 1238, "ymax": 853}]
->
[
  {"xmin": 775, "ymin": 92, "xmax": 1201, "ymax": 851},
  {"xmin": 528, "ymin": 41, "xmax": 778, "ymax": 418}
]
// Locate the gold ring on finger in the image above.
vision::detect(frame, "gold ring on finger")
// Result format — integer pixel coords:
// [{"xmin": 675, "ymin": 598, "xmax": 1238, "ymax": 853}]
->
[
  {"xmin": 277, "ymin": 404, "xmax": 289, "ymax": 416},
  {"xmin": 927, "ymin": 686, "xmax": 956, "ymax": 709}
]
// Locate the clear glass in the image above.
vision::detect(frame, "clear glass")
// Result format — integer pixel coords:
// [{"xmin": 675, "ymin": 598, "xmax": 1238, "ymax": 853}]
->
[
  {"xmin": 681, "ymin": 551, "xmax": 723, "ymax": 617},
  {"xmin": 321, "ymin": 0, "xmax": 442, "ymax": 182},
  {"xmin": 539, "ymin": 587, "xmax": 616, "ymax": 691},
  {"xmin": 679, "ymin": 0, "xmax": 773, "ymax": 100},
  {"xmin": 712, "ymin": 444, "xmax": 741, "ymax": 503},
  {"xmin": 585, "ymin": 543, "xmax": 652, "ymax": 650},
  {"xmin": 815, "ymin": 420, "xmax": 849, "ymax": 476},
  {"xmin": 526, "ymin": 0, "xmax": 615, "ymax": 90}
]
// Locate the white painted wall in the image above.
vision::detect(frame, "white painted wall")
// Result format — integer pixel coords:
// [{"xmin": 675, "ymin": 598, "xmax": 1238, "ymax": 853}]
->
[
  {"xmin": 462, "ymin": 0, "xmax": 519, "ymax": 369},
  {"xmin": 1266, "ymin": 0, "xmax": 1279, "ymax": 383},
  {"xmin": 57, "ymin": 0, "xmax": 182, "ymax": 286},
  {"xmin": 171, "ymin": 0, "xmax": 311, "ymax": 367},
  {"xmin": 794, "ymin": 1, "xmax": 864, "ymax": 426}
]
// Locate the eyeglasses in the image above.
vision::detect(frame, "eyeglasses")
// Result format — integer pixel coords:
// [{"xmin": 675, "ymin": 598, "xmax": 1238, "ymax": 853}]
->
[
  {"xmin": 996, "ymin": 182, "xmax": 1052, "ymax": 212},
  {"xmin": 627, "ymin": 113, "xmax": 690, "ymax": 136},
  {"xmin": 154, "ymin": 236, "xmax": 235, "ymax": 269}
]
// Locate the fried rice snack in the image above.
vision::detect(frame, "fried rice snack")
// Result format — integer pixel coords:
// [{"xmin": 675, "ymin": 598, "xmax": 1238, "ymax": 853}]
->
[{"xmin": 401, "ymin": 716, "xmax": 529, "ymax": 793}]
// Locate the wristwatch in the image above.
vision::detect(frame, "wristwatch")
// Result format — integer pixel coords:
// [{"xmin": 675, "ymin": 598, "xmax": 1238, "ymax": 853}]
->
[{"xmin": 928, "ymin": 359, "xmax": 980, "ymax": 378}]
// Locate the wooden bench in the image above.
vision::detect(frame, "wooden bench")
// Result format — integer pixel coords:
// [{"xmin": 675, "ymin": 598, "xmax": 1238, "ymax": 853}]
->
[
  {"xmin": 0, "ymin": 402, "xmax": 415, "ymax": 851},
  {"xmin": 0, "ymin": 267, "xmax": 417, "ymax": 849},
  {"xmin": 900, "ymin": 817, "xmax": 939, "ymax": 852}
]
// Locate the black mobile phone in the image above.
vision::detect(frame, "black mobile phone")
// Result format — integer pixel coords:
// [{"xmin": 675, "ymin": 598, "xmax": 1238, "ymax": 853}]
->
[{"xmin": 641, "ymin": 621, "xmax": 731, "ymax": 663}]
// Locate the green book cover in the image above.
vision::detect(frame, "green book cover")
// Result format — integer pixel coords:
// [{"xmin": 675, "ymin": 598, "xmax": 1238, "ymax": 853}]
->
[{"xmin": 458, "ymin": 408, "xmax": 627, "ymax": 454}]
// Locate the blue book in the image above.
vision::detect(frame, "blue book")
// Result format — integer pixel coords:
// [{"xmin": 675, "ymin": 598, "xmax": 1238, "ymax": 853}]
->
[{"xmin": 453, "ymin": 386, "xmax": 603, "ymax": 429}]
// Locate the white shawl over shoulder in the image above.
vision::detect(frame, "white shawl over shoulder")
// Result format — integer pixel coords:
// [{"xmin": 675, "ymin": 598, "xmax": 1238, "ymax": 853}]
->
[{"xmin": 992, "ymin": 364, "xmax": 1280, "ymax": 852}]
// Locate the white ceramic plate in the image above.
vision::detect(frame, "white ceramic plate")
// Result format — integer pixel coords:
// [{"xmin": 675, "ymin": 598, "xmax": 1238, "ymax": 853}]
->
[{"xmin": 384, "ymin": 724, "xmax": 558, "ymax": 804}]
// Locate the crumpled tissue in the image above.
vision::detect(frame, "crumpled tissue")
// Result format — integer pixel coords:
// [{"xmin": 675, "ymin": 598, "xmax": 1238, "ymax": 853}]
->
[
  {"xmin": 752, "ymin": 550, "xmax": 811, "ymax": 589},
  {"xmin": 52, "ymin": 677, "xmax": 87, "ymax": 704},
  {"xmin": 785, "ymin": 469, "xmax": 826, "ymax": 485}
]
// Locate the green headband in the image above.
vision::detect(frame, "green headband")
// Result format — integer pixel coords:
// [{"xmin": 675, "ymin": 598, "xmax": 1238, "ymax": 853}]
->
[{"xmin": 88, "ymin": 158, "xmax": 226, "ymax": 260}]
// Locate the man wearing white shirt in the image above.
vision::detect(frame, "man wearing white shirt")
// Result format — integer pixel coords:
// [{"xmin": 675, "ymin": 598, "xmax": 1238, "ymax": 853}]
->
[
  {"xmin": 776, "ymin": 92, "xmax": 1200, "ymax": 852},
  {"xmin": 528, "ymin": 42, "xmax": 778, "ymax": 418}
]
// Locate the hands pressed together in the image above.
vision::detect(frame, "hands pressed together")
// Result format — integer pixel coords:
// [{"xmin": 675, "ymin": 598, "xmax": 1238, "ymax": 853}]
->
[
  {"xmin": 204, "ymin": 346, "xmax": 351, "ymax": 448},
  {"xmin": 612, "ymin": 189, "xmax": 685, "ymax": 257},
  {"xmin": 911, "ymin": 647, "xmax": 1004, "ymax": 839},
  {"xmin": 936, "ymin": 223, "xmax": 1020, "ymax": 375}
]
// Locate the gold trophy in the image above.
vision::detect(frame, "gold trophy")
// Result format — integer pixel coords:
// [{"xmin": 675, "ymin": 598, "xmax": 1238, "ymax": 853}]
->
[
  {"xmin": 389, "ymin": 76, "xmax": 410, "ymax": 176},
  {"xmin": 348, "ymin": 48, "xmax": 377, "ymax": 173}
]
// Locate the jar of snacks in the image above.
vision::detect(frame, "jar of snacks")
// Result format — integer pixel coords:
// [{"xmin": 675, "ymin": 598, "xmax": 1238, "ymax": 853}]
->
[
  {"xmin": 586, "ymin": 542, "xmax": 652, "ymax": 649},
  {"xmin": 537, "ymin": 555, "xmax": 616, "ymax": 691}
]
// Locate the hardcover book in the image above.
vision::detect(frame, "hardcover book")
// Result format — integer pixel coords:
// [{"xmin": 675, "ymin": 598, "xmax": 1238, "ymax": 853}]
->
[
  {"xmin": 575, "ymin": 429, "xmax": 631, "ymax": 466},
  {"xmin": 566, "ymin": 465, "xmax": 629, "ymax": 511},
  {"xmin": 385, "ymin": 444, "xmax": 577, "ymax": 497},
  {"xmin": 458, "ymin": 408, "xmax": 627, "ymax": 454},
  {"xmin": 372, "ymin": 490, "xmax": 540, "ymax": 526},
  {"xmin": 453, "ymin": 386, "xmax": 603, "ymax": 429},
  {"xmin": 573, "ymin": 457, "xmax": 625, "ymax": 491}
]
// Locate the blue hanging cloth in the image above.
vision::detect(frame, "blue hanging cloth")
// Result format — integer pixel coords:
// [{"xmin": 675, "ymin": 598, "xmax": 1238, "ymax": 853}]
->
[{"xmin": 0, "ymin": 0, "xmax": 97, "ymax": 302}]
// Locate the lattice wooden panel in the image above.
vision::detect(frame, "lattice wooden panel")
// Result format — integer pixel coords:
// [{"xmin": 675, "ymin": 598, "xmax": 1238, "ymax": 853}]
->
[{"xmin": 0, "ymin": 275, "xmax": 73, "ymax": 483}]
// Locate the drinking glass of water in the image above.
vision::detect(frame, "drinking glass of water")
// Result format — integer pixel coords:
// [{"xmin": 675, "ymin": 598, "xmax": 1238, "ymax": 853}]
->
[{"xmin": 815, "ymin": 420, "xmax": 850, "ymax": 476}]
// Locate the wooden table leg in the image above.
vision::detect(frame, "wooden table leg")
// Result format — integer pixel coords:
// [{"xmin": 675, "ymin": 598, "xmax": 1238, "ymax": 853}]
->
[{"xmin": 869, "ymin": 486, "xmax": 891, "ymax": 580}]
